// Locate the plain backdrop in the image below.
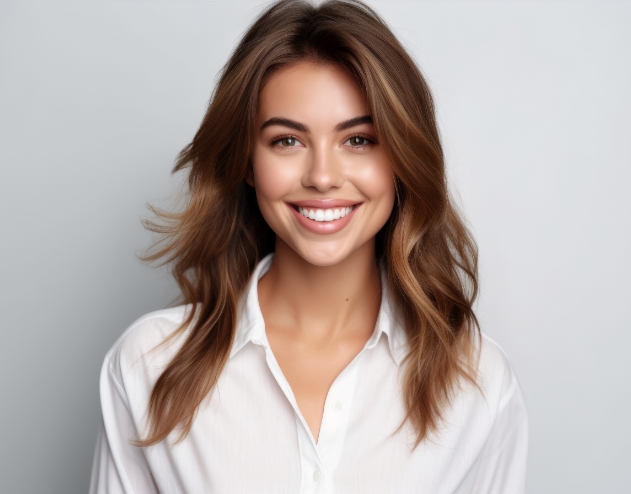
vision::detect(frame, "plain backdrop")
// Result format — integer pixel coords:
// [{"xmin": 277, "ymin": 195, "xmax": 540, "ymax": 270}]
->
[{"xmin": 1, "ymin": 1, "xmax": 629, "ymax": 493}]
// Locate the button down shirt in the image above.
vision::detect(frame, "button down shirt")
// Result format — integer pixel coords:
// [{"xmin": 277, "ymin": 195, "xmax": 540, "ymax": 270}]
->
[{"xmin": 90, "ymin": 253, "xmax": 528, "ymax": 493}]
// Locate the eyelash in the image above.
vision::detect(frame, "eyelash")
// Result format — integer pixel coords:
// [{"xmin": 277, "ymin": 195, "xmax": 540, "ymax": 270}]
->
[
  {"xmin": 344, "ymin": 133, "xmax": 376, "ymax": 148},
  {"xmin": 268, "ymin": 134, "xmax": 297, "ymax": 147},
  {"xmin": 269, "ymin": 133, "xmax": 376, "ymax": 150}
]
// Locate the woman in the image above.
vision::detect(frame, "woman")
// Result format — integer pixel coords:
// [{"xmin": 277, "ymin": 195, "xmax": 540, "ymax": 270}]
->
[{"xmin": 90, "ymin": 0, "xmax": 528, "ymax": 492}]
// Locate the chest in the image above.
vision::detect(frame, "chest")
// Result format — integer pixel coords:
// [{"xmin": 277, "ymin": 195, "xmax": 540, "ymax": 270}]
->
[
  {"xmin": 265, "ymin": 328, "xmax": 370, "ymax": 443},
  {"xmin": 140, "ymin": 341, "xmax": 488, "ymax": 494}
]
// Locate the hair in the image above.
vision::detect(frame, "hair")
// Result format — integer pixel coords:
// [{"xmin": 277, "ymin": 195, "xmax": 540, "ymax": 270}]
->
[{"xmin": 135, "ymin": 0, "xmax": 480, "ymax": 448}]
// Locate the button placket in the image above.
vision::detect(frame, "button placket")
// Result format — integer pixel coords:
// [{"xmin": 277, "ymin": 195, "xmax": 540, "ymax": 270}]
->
[
  {"xmin": 316, "ymin": 354, "xmax": 363, "ymax": 474},
  {"xmin": 295, "ymin": 414, "xmax": 324, "ymax": 493}
]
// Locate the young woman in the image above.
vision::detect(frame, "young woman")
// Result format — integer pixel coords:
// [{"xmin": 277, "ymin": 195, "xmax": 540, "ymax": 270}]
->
[{"xmin": 90, "ymin": 1, "xmax": 528, "ymax": 492}]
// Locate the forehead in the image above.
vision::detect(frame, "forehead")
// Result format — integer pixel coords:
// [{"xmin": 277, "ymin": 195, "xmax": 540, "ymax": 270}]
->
[{"xmin": 257, "ymin": 61, "xmax": 369, "ymax": 125}]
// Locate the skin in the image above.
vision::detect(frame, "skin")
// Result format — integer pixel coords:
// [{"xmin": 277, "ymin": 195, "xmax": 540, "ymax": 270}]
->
[{"xmin": 248, "ymin": 61, "xmax": 396, "ymax": 443}]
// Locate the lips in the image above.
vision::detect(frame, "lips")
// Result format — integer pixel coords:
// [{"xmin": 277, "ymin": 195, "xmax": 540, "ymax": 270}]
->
[
  {"xmin": 286, "ymin": 200, "xmax": 361, "ymax": 234},
  {"xmin": 290, "ymin": 199, "xmax": 359, "ymax": 208},
  {"xmin": 296, "ymin": 204, "xmax": 357, "ymax": 222}
]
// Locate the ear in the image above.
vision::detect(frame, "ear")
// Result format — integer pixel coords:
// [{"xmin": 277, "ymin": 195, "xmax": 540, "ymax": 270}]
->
[{"xmin": 245, "ymin": 162, "xmax": 255, "ymax": 187}]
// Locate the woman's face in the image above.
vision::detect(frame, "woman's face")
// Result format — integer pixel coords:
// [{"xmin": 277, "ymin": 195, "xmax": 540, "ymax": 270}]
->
[{"xmin": 250, "ymin": 61, "xmax": 395, "ymax": 267}]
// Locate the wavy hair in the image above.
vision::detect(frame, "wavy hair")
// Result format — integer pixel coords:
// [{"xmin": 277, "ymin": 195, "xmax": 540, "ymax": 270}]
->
[{"xmin": 136, "ymin": 0, "xmax": 480, "ymax": 448}]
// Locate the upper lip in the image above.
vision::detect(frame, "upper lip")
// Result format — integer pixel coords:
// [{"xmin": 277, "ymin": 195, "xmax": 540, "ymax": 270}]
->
[{"xmin": 290, "ymin": 199, "xmax": 361, "ymax": 208}]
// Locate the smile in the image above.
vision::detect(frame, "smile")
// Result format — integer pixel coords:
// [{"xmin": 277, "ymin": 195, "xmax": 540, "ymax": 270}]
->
[
  {"xmin": 296, "ymin": 205, "xmax": 357, "ymax": 222},
  {"xmin": 288, "ymin": 201, "xmax": 361, "ymax": 234}
]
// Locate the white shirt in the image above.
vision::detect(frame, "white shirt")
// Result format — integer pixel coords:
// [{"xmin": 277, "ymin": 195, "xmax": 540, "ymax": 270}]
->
[{"xmin": 90, "ymin": 253, "xmax": 528, "ymax": 493}]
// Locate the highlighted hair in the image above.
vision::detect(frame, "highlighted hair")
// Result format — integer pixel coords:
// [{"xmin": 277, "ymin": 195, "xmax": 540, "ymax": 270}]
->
[{"xmin": 136, "ymin": 0, "xmax": 479, "ymax": 448}]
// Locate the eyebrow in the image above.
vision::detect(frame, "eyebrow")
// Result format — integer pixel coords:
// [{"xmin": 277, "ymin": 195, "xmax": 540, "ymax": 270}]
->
[
  {"xmin": 260, "ymin": 117, "xmax": 309, "ymax": 133},
  {"xmin": 259, "ymin": 115, "xmax": 373, "ymax": 133},
  {"xmin": 335, "ymin": 115, "xmax": 373, "ymax": 132}
]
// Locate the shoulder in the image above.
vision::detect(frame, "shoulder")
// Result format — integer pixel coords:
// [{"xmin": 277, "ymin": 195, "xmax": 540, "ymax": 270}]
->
[
  {"xmin": 474, "ymin": 332, "xmax": 523, "ymax": 415},
  {"xmin": 101, "ymin": 305, "xmax": 195, "ymax": 391},
  {"xmin": 441, "ymin": 332, "xmax": 527, "ymax": 448}
]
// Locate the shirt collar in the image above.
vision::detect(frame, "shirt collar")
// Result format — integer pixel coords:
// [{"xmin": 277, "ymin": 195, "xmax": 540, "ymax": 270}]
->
[{"xmin": 230, "ymin": 253, "xmax": 408, "ymax": 366}]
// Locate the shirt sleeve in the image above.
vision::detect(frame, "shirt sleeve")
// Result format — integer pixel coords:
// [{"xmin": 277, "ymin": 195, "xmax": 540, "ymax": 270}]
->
[
  {"xmin": 89, "ymin": 342, "xmax": 159, "ymax": 494},
  {"xmin": 472, "ymin": 352, "xmax": 529, "ymax": 494}
]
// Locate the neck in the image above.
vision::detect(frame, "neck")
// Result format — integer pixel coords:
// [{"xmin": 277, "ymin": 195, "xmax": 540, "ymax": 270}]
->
[{"xmin": 257, "ymin": 237, "xmax": 382, "ymax": 341}]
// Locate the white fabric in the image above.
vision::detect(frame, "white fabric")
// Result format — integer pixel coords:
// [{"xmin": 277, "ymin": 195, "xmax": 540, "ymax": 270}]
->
[{"xmin": 90, "ymin": 253, "xmax": 528, "ymax": 493}]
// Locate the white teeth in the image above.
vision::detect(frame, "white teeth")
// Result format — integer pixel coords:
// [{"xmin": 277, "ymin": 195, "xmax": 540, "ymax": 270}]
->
[{"xmin": 297, "ymin": 205, "xmax": 356, "ymax": 222}]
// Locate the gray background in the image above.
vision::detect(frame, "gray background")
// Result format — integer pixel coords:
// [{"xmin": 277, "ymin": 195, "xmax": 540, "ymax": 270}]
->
[{"xmin": 1, "ymin": 1, "xmax": 629, "ymax": 492}]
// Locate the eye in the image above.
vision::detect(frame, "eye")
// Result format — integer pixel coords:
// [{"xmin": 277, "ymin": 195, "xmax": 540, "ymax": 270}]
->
[
  {"xmin": 271, "ymin": 136, "xmax": 302, "ymax": 148},
  {"xmin": 344, "ymin": 134, "xmax": 374, "ymax": 148}
]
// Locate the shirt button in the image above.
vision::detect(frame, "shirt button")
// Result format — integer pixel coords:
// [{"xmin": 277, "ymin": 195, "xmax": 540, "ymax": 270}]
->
[
  {"xmin": 332, "ymin": 401, "xmax": 342, "ymax": 412},
  {"xmin": 313, "ymin": 471, "xmax": 322, "ymax": 481}
]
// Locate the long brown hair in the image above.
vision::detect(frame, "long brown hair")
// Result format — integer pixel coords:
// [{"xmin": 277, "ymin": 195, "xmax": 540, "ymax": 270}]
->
[{"xmin": 136, "ymin": 0, "xmax": 479, "ymax": 448}]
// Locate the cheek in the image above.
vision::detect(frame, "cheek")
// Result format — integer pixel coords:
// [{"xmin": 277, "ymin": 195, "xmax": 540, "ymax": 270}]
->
[
  {"xmin": 251, "ymin": 148, "xmax": 295, "ymax": 203},
  {"xmin": 356, "ymin": 156, "xmax": 396, "ymax": 215},
  {"xmin": 251, "ymin": 147, "xmax": 305, "ymax": 231}
]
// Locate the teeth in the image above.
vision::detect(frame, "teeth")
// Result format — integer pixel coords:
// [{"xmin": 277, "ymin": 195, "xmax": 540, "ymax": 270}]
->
[{"xmin": 297, "ymin": 205, "xmax": 356, "ymax": 222}]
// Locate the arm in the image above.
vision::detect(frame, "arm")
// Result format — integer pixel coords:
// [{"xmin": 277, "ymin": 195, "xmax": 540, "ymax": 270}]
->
[
  {"xmin": 472, "ymin": 350, "xmax": 529, "ymax": 494},
  {"xmin": 89, "ymin": 343, "xmax": 159, "ymax": 494}
]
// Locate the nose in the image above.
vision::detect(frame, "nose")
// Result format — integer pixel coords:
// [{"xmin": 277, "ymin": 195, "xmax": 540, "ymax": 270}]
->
[{"xmin": 302, "ymin": 142, "xmax": 345, "ymax": 192}]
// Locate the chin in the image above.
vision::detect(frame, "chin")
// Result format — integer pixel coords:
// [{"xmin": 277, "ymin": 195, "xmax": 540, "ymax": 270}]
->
[{"xmin": 292, "ymin": 242, "xmax": 353, "ymax": 267}]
